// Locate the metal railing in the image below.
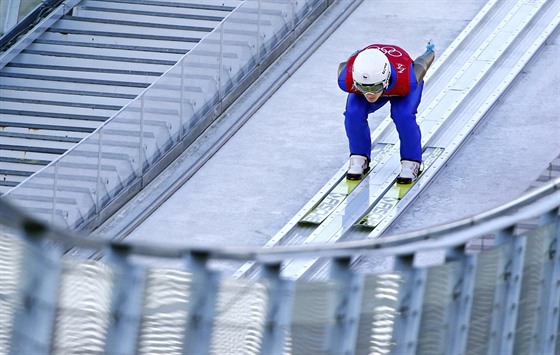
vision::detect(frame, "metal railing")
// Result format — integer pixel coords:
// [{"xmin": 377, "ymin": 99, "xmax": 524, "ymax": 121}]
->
[
  {"xmin": 0, "ymin": 0, "xmax": 64, "ymax": 50},
  {"xmin": 3, "ymin": 0, "xmax": 329, "ymax": 232},
  {"xmin": 1, "ymin": 178, "xmax": 558, "ymax": 354},
  {"xmin": 0, "ymin": 0, "xmax": 42, "ymax": 36}
]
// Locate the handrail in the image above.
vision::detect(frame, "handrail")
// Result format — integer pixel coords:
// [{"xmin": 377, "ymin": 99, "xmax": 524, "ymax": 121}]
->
[
  {"xmin": 2, "ymin": 177, "xmax": 558, "ymax": 262},
  {"xmin": 0, "ymin": 0, "xmax": 61, "ymax": 50}
]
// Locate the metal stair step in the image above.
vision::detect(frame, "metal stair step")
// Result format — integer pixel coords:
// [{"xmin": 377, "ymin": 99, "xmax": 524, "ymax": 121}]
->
[
  {"xmin": 0, "ymin": 148, "xmax": 63, "ymax": 162},
  {"xmin": 0, "ymin": 177, "xmax": 26, "ymax": 194},
  {"xmin": 0, "ymin": 169, "xmax": 36, "ymax": 189},
  {"xmin": 0, "ymin": 75, "xmax": 147, "ymax": 95},
  {"xmin": 57, "ymin": 14, "xmax": 262, "ymax": 38},
  {"xmin": 0, "ymin": 160, "xmax": 40, "ymax": 175},
  {"xmin": 24, "ymin": 42, "xmax": 185, "ymax": 63},
  {"xmin": 0, "ymin": 112, "xmax": 171, "ymax": 133},
  {"xmin": 0, "ymin": 143, "xmax": 69, "ymax": 155},
  {"xmin": 0, "ymin": 158, "xmax": 57, "ymax": 186},
  {"xmin": 6, "ymin": 189, "xmax": 94, "ymax": 225},
  {"xmin": 6, "ymin": 193, "xmax": 80, "ymax": 207},
  {"xmin": 0, "ymin": 84, "xmax": 139, "ymax": 100},
  {"xmin": 0, "ymin": 96, "xmax": 122, "ymax": 111},
  {"xmin": 0, "ymin": 168, "xmax": 31, "ymax": 177},
  {"xmin": 0, "ymin": 156, "xmax": 51, "ymax": 167},
  {"xmin": 46, "ymin": 26, "xmax": 203, "ymax": 44},
  {"xmin": 79, "ymin": 0, "xmax": 239, "ymax": 13},
  {"xmin": 0, "ymin": 118, "xmax": 99, "ymax": 133},
  {"xmin": 0, "ymin": 145, "xmax": 137, "ymax": 165},
  {"xmin": 0, "ymin": 136, "xmax": 79, "ymax": 152},
  {"xmin": 39, "ymin": 30, "xmax": 197, "ymax": 52},
  {"xmin": 33, "ymin": 38, "xmax": 189, "ymax": 55},
  {"xmin": 0, "ymin": 131, "xmax": 82, "ymax": 144},
  {"xmin": 0, "ymin": 156, "xmax": 126, "ymax": 188},
  {"xmin": 0, "ymin": 88, "xmax": 132, "ymax": 107},
  {"xmin": 73, "ymin": 6, "xmax": 225, "ymax": 28},
  {"xmin": 0, "ymin": 102, "xmax": 118, "ymax": 120},
  {"xmin": 50, "ymin": 17, "xmax": 213, "ymax": 39},
  {"xmin": 12, "ymin": 51, "xmax": 174, "ymax": 73}
]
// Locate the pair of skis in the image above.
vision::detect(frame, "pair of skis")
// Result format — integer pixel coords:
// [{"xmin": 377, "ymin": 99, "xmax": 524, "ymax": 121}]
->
[{"xmin": 300, "ymin": 145, "xmax": 444, "ymax": 228}]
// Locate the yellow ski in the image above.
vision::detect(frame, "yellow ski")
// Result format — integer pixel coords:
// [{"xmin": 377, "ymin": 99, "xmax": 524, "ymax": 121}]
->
[
  {"xmin": 300, "ymin": 143, "xmax": 395, "ymax": 224},
  {"xmin": 357, "ymin": 147, "xmax": 444, "ymax": 228}
]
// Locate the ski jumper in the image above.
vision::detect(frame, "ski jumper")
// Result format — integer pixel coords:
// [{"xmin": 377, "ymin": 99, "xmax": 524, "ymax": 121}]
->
[{"xmin": 338, "ymin": 44, "xmax": 423, "ymax": 163}]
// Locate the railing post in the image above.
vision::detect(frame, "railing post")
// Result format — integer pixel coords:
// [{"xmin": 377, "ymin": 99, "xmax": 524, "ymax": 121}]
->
[
  {"xmin": 257, "ymin": 0, "xmax": 262, "ymax": 62},
  {"xmin": 182, "ymin": 251, "xmax": 219, "ymax": 355},
  {"xmin": 51, "ymin": 160, "xmax": 59, "ymax": 225},
  {"xmin": 391, "ymin": 254, "xmax": 426, "ymax": 354},
  {"xmin": 259, "ymin": 263, "xmax": 294, "ymax": 354},
  {"xmin": 291, "ymin": 0, "xmax": 296, "ymax": 31},
  {"xmin": 536, "ymin": 209, "xmax": 560, "ymax": 354},
  {"xmin": 96, "ymin": 127, "xmax": 103, "ymax": 215},
  {"xmin": 10, "ymin": 229, "xmax": 61, "ymax": 354},
  {"xmin": 103, "ymin": 243, "xmax": 146, "ymax": 355},
  {"xmin": 138, "ymin": 94, "xmax": 145, "ymax": 176},
  {"xmin": 487, "ymin": 227, "xmax": 524, "ymax": 355},
  {"xmin": 180, "ymin": 57, "xmax": 185, "ymax": 140},
  {"xmin": 326, "ymin": 257, "xmax": 364, "ymax": 354},
  {"xmin": 444, "ymin": 246, "xmax": 478, "ymax": 355},
  {"xmin": 218, "ymin": 22, "xmax": 224, "ymax": 102}
]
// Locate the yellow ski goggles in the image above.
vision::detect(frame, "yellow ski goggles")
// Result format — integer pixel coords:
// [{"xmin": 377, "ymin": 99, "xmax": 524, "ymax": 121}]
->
[{"xmin": 354, "ymin": 81, "xmax": 385, "ymax": 94}]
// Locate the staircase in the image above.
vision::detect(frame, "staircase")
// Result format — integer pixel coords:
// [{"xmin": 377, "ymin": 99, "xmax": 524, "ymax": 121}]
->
[{"xmin": 0, "ymin": 0, "xmax": 240, "ymax": 194}]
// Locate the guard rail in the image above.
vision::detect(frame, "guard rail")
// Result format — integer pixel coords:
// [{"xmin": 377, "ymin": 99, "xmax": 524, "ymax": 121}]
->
[{"xmin": 0, "ymin": 178, "xmax": 558, "ymax": 354}]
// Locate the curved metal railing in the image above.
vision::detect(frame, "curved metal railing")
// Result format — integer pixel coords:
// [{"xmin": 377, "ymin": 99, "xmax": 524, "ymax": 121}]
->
[
  {"xmin": 0, "ymin": 0, "xmax": 44, "ymax": 40},
  {"xmin": 1, "ymin": 177, "xmax": 558, "ymax": 354}
]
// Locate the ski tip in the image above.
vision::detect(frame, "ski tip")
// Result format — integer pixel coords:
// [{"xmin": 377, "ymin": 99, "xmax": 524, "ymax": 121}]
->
[{"xmin": 426, "ymin": 40, "xmax": 435, "ymax": 52}]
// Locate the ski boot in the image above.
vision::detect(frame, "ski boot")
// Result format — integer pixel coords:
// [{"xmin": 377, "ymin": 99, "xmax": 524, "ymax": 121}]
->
[
  {"xmin": 396, "ymin": 160, "xmax": 421, "ymax": 184},
  {"xmin": 346, "ymin": 155, "xmax": 370, "ymax": 180}
]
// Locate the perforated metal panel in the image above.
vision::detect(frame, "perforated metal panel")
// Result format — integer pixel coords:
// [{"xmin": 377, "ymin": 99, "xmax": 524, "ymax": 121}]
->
[
  {"xmin": 137, "ymin": 268, "xmax": 192, "ymax": 354},
  {"xmin": 210, "ymin": 279, "xmax": 268, "ymax": 354},
  {"xmin": 355, "ymin": 273, "xmax": 402, "ymax": 355},
  {"xmin": 416, "ymin": 263, "xmax": 457, "ymax": 354},
  {"xmin": 466, "ymin": 243, "xmax": 510, "ymax": 354},
  {"xmin": 288, "ymin": 280, "xmax": 338, "ymax": 354},
  {"xmin": 51, "ymin": 260, "xmax": 114, "ymax": 354}
]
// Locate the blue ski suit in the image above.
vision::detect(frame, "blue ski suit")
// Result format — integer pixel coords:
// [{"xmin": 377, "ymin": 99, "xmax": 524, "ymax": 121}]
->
[{"xmin": 338, "ymin": 44, "xmax": 423, "ymax": 163}]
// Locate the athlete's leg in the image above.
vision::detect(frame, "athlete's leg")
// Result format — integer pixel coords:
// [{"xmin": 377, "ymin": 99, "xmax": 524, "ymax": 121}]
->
[
  {"xmin": 390, "ymin": 81, "xmax": 424, "ymax": 162},
  {"xmin": 344, "ymin": 93, "xmax": 387, "ymax": 159}
]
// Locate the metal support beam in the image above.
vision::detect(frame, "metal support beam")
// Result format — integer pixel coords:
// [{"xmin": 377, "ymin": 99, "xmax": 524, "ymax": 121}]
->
[
  {"xmin": 9, "ymin": 231, "xmax": 61, "ymax": 354},
  {"xmin": 326, "ymin": 257, "xmax": 365, "ymax": 354},
  {"xmin": 498, "ymin": 232, "xmax": 526, "ymax": 355},
  {"xmin": 259, "ymin": 263, "xmax": 295, "ymax": 355},
  {"xmin": 487, "ymin": 228, "xmax": 522, "ymax": 355},
  {"xmin": 391, "ymin": 255, "xmax": 426, "ymax": 354},
  {"xmin": 103, "ymin": 243, "xmax": 147, "ymax": 355},
  {"xmin": 445, "ymin": 249, "xmax": 478, "ymax": 354},
  {"xmin": 182, "ymin": 251, "xmax": 219, "ymax": 355},
  {"xmin": 536, "ymin": 211, "xmax": 560, "ymax": 354}
]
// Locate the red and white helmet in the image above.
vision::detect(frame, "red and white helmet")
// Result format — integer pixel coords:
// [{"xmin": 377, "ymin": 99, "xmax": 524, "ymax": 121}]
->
[{"xmin": 352, "ymin": 48, "xmax": 391, "ymax": 93}]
